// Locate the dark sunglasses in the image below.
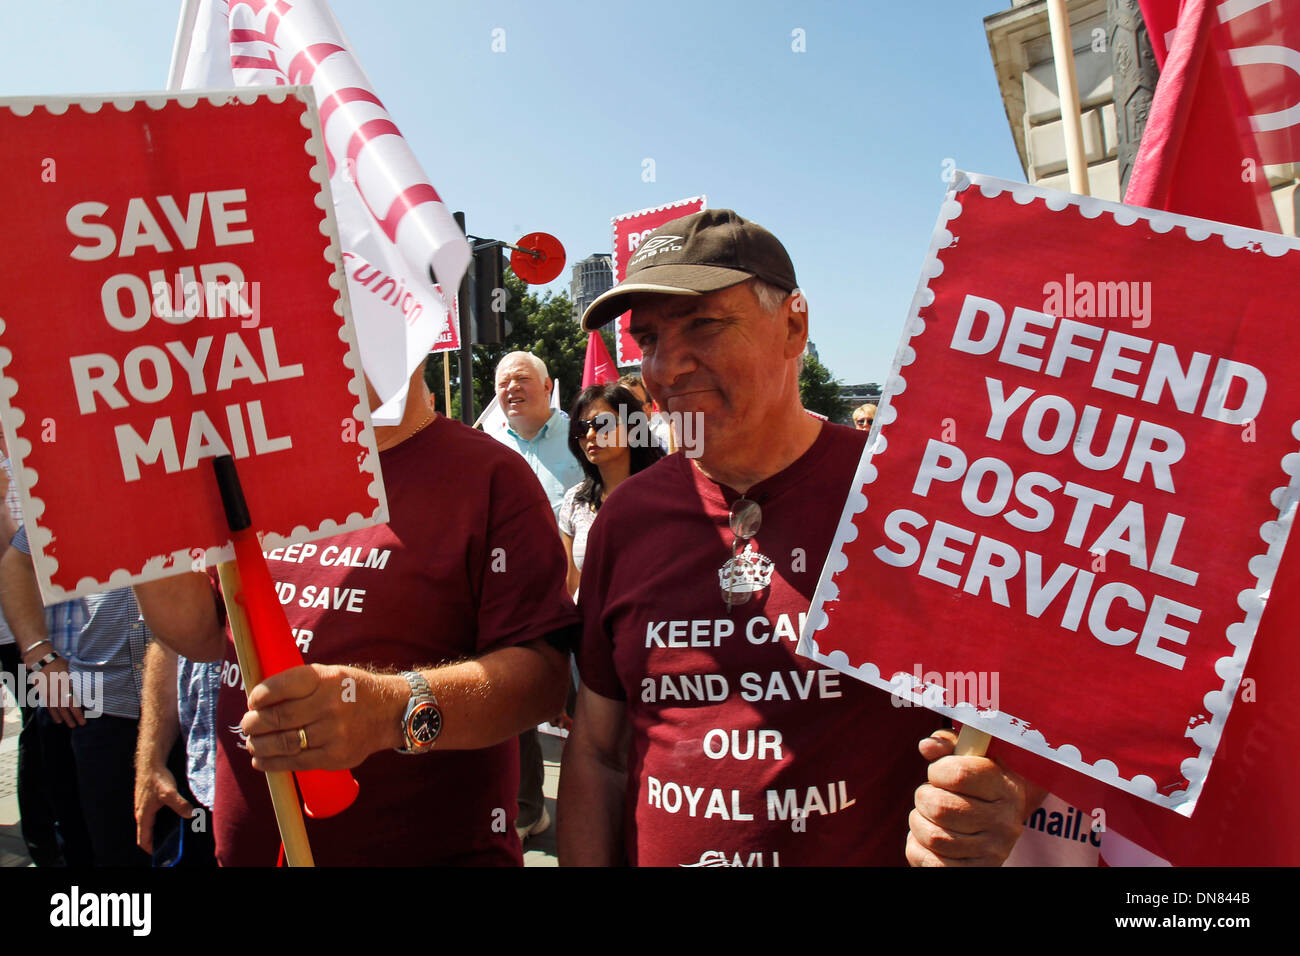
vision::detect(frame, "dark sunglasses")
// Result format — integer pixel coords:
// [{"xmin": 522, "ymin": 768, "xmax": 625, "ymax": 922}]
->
[{"xmin": 575, "ymin": 412, "xmax": 620, "ymax": 434}]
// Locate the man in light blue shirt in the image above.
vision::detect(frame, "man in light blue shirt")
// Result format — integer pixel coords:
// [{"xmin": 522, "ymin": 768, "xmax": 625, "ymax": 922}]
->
[
  {"xmin": 488, "ymin": 351, "xmax": 583, "ymax": 518},
  {"xmin": 487, "ymin": 350, "xmax": 582, "ymax": 844}
]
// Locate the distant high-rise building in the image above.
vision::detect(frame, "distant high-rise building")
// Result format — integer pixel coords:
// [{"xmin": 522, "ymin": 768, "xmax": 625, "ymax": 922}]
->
[
  {"xmin": 840, "ymin": 382, "xmax": 882, "ymax": 409},
  {"xmin": 805, "ymin": 340, "xmax": 820, "ymax": 364},
  {"xmin": 570, "ymin": 253, "xmax": 614, "ymax": 323}
]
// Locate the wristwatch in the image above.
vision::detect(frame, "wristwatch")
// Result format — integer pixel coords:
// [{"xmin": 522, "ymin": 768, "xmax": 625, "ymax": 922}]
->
[{"xmin": 395, "ymin": 671, "xmax": 442, "ymax": 754}]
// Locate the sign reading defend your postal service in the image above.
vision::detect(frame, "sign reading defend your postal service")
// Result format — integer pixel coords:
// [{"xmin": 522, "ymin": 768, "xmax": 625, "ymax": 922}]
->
[
  {"xmin": 799, "ymin": 171, "xmax": 1300, "ymax": 814},
  {"xmin": 0, "ymin": 89, "xmax": 385, "ymax": 601}
]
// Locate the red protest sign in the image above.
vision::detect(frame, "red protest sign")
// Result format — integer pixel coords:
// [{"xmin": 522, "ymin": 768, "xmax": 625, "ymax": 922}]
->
[
  {"xmin": 429, "ymin": 294, "xmax": 460, "ymax": 354},
  {"xmin": 799, "ymin": 171, "xmax": 1300, "ymax": 813},
  {"xmin": 0, "ymin": 89, "xmax": 385, "ymax": 601},
  {"xmin": 610, "ymin": 195, "xmax": 705, "ymax": 365}
]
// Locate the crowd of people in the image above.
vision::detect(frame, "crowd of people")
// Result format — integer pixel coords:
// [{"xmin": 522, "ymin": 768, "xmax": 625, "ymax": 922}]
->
[{"xmin": 0, "ymin": 208, "xmax": 1039, "ymax": 867}]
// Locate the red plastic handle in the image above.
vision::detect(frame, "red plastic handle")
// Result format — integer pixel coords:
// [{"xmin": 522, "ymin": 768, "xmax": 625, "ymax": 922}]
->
[{"xmin": 232, "ymin": 529, "xmax": 359, "ymax": 818}]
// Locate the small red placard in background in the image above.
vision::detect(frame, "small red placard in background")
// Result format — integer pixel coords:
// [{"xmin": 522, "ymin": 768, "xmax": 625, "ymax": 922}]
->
[
  {"xmin": 610, "ymin": 195, "xmax": 706, "ymax": 366},
  {"xmin": 0, "ymin": 88, "xmax": 385, "ymax": 601},
  {"xmin": 799, "ymin": 171, "xmax": 1300, "ymax": 814}
]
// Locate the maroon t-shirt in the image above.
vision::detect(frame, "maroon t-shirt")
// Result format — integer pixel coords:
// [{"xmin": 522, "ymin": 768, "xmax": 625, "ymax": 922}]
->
[
  {"xmin": 579, "ymin": 422, "xmax": 937, "ymax": 866},
  {"xmin": 214, "ymin": 415, "xmax": 580, "ymax": 866}
]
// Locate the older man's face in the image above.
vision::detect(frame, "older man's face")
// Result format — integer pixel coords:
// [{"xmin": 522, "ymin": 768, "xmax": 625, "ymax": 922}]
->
[
  {"xmin": 630, "ymin": 282, "xmax": 790, "ymax": 448},
  {"xmin": 496, "ymin": 359, "xmax": 552, "ymax": 434}
]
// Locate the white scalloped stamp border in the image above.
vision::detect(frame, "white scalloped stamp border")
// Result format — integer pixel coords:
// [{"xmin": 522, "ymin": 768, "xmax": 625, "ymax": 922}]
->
[
  {"xmin": 0, "ymin": 86, "xmax": 387, "ymax": 603},
  {"xmin": 797, "ymin": 170, "xmax": 1300, "ymax": 815}
]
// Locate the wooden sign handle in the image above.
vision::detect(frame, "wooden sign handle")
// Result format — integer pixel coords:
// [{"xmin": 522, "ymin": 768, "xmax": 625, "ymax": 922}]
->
[
  {"xmin": 955, "ymin": 724, "xmax": 992, "ymax": 757},
  {"xmin": 218, "ymin": 560, "xmax": 315, "ymax": 867},
  {"xmin": 442, "ymin": 351, "xmax": 453, "ymax": 417}
]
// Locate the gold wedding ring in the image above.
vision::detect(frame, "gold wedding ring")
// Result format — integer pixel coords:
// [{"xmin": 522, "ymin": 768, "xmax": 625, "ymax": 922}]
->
[{"xmin": 298, "ymin": 727, "xmax": 309, "ymax": 752}]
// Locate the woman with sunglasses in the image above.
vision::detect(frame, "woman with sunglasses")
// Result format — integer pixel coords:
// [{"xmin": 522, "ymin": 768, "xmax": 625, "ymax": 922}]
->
[{"xmin": 559, "ymin": 383, "xmax": 665, "ymax": 597}]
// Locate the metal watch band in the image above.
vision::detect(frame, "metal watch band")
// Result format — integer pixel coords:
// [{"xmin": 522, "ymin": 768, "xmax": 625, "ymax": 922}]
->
[
  {"xmin": 396, "ymin": 670, "xmax": 440, "ymax": 754},
  {"xmin": 402, "ymin": 670, "xmax": 433, "ymax": 700}
]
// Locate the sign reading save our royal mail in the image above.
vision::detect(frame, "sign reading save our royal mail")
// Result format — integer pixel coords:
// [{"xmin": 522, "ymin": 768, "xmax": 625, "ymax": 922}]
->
[
  {"xmin": 0, "ymin": 89, "xmax": 385, "ymax": 601},
  {"xmin": 799, "ymin": 171, "xmax": 1300, "ymax": 813}
]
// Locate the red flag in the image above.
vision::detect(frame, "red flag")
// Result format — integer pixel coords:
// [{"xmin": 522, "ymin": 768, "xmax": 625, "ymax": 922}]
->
[
  {"xmin": 213, "ymin": 456, "xmax": 360, "ymax": 820},
  {"xmin": 993, "ymin": 0, "xmax": 1300, "ymax": 864},
  {"xmin": 581, "ymin": 331, "xmax": 618, "ymax": 389},
  {"xmin": 1142, "ymin": 0, "xmax": 1300, "ymax": 166},
  {"xmin": 1125, "ymin": 0, "xmax": 1280, "ymax": 230}
]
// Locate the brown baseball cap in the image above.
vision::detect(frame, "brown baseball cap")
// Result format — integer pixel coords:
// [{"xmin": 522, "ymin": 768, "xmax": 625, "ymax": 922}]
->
[{"xmin": 580, "ymin": 209, "xmax": 798, "ymax": 331}]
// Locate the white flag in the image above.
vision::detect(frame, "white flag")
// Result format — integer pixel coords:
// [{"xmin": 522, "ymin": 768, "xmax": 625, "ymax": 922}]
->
[
  {"xmin": 473, "ymin": 394, "xmax": 504, "ymax": 433},
  {"xmin": 170, "ymin": 0, "xmax": 470, "ymax": 425}
]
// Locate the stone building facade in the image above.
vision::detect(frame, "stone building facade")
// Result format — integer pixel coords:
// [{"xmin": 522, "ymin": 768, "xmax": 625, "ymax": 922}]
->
[{"xmin": 984, "ymin": 0, "xmax": 1300, "ymax": 233}]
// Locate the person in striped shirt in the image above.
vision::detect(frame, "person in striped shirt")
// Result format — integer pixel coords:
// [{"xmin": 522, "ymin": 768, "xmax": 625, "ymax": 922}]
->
[{"xmin": 0, "ymin": 524, "xmax": 152, "ymax": 866}]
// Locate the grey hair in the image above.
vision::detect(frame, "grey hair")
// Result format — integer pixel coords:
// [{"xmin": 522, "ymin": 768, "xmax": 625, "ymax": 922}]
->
[
  {"xmin": 747, "ymin": 278, "xmax": 807, "ymax": 373},
  {"xmin": 748, "ymin": 277, "xmax": 797, "ymax": 315},
  {"xmin": 495, "ymin": 350, "xmax": 549, "ymax": 384}
]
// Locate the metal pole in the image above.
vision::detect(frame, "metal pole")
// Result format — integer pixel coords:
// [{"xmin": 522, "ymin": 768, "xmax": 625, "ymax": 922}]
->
[
  {"xmin": 166, "ymin": 0, "xmax": 200, "ymax": 91},
  {"xmin": 1047, "ymin": 0, "xmax": 1092, "ymax": 196},
  {"xmin": 454, "ymin": 211, "xmax": 475, "ymax": 425},
  {"xmin": 469, "ymin": 236, "xmax": 538, "ymax": 258}
]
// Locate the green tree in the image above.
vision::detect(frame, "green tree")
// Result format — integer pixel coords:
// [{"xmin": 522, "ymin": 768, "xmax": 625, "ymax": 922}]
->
[
  {"xmin": 799, "ymin": 354, "xmax": 847, "ymax": 422},
  {"xmin": 425, "ymin": 269, "xmax": 618, "ymax": 420}
]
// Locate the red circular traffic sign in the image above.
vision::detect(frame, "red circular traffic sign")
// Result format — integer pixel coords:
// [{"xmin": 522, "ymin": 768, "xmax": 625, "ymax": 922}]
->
[{"xmin": 511, "ymin": 232, "xmax": 566, "ymax": 284}]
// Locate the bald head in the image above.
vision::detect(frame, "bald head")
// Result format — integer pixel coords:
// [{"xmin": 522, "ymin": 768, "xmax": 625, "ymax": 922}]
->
[{"xmin": 495, "ymin": 351, "xmax": 553, "ymax": 439}]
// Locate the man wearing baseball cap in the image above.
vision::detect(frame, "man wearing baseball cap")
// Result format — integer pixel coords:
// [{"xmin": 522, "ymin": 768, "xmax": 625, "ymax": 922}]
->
[{"xmin": 558, "ymin": 209, "xmax": 1039, "ymax": 866}]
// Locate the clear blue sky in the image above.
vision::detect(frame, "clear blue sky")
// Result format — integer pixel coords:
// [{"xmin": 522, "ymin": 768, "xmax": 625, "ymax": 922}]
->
[{"xmin": 0, "ymin": 0, "xmax": 1028, "ymax": 387}]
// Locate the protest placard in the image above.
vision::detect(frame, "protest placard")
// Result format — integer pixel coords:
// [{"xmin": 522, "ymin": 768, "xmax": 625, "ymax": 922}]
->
[
  {"xmin": 798, "ymin": 171, "xmax": 1300, "ymax": 813},
  {"xmin": 0, "ymin": 88, "xmax": 385, "ymax": 601},
  {"xmin": 611, "ymin": 195, "xmax": 706, "ymax": 365}
]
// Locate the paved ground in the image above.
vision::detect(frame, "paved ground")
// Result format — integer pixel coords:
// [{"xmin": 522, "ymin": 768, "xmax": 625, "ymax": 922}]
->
[
  {"xmin": 0, "ymin": 691, "xmax": 562, "ymax": 868},
  {"xmin": 522, "ymin": 731, "xmax": 563, "ymax": 867},
  {"xmin": 0, "ymin": 688, "xmax": 31, "ymax": 867}
]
